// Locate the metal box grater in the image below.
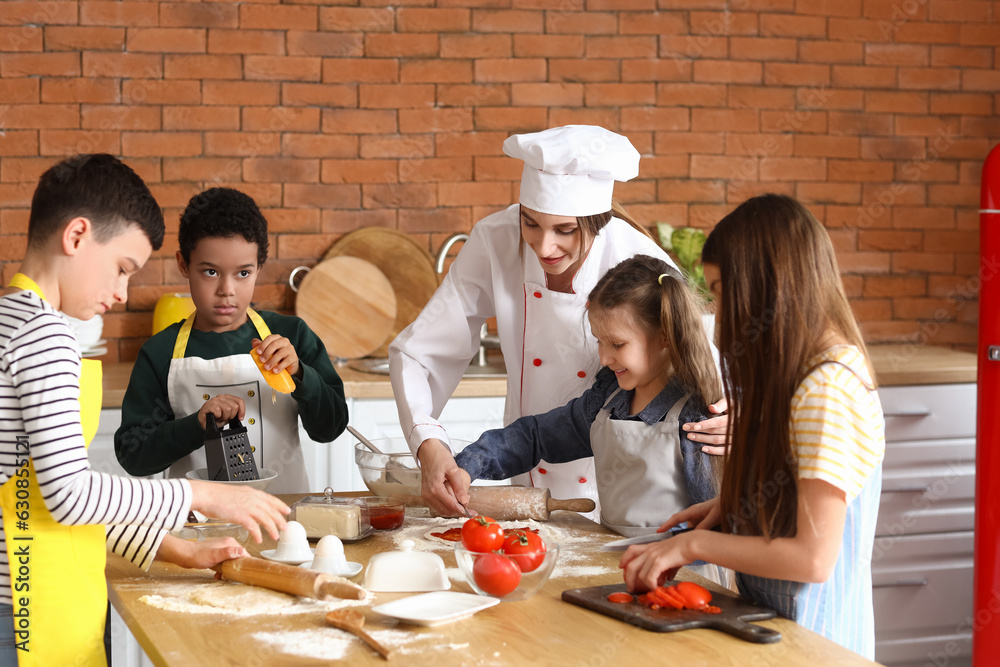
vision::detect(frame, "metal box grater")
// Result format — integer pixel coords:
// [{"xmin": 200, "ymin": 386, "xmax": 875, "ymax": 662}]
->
[{"xmin": 204, "ymin": 414, "xmax": 260, "ymax": 482}]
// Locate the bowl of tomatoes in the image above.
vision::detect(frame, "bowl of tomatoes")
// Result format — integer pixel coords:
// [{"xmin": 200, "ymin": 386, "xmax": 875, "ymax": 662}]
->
[{"xmin": 452, "ymin": 516, "xmax": 559, "ymax": 602}]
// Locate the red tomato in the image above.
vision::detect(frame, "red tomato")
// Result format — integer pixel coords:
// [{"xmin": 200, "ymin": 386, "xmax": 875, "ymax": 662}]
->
[
  {"xmin": 501, "ymin": 530, "xmax": 546, "ymax": 572},
  {"xmin": 472, "ymin": 553, "xmax": 521, "ymax": 597},
  {"xmin": 461, "ymin": 516, "xmax": 504, "ymax": 553},
  {"xmin": 673, "ymin": 582, "xmax": 712, "ymax": 610},
  {"xmin": 607, "ymin": 592, "xmax": 634, "ymax": 604}
]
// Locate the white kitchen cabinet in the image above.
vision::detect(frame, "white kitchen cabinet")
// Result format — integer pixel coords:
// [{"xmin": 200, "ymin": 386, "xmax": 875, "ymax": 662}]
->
[{"xmin": 873, "ymin": 383, "xmax": 976, "ymax": 667}]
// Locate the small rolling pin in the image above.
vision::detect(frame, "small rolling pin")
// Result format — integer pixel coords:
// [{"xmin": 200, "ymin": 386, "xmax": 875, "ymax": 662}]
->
[
  {"xmin": 430, "ymin": 486, "xmax": 595, "ymax": 521},
  {"xmin": 212, "ymin": 557, "xmax": 366, "ymax": 600}
]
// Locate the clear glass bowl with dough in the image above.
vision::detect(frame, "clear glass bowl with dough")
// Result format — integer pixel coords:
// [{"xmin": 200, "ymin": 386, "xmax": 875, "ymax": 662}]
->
[
  {"xmin": 454, "ymin": 540, "xmax": 559, "ymax": 602},
  {"xmin": 353, "ymin": 438, "xmax": 470, "ymax": 501}
]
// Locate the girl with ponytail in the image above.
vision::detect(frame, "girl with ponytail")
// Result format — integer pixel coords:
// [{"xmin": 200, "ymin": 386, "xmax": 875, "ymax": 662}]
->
[{"xmin": 453, "ymin": 254, "xmax": 722, "ymax": 537}]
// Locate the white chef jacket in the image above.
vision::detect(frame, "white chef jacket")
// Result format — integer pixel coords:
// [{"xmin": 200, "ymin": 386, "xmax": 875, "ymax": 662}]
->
[{"xmin": 389, "ymin": 204, "xmax": 678, "ymax": 485}]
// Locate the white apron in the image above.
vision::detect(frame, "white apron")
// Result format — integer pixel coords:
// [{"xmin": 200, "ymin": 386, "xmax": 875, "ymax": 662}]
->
[
  {"xmin": 590, "ymin": 388, "xmax": 690, "ymax": 538},
  {"xmin": 166, "ymin": 308, "xmax": 308, "ymax": 493},
  {"xmin": 516, "ymin": 280, "xmax": 602, "ymax": 512}
]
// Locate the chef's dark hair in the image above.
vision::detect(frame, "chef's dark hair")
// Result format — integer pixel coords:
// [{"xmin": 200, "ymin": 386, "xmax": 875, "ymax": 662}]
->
[
  {"xmin": 577, "ymin": 201, "xmax": 655, "ymax": 245},
  {"xmin": 28, "ymin": 153, "xmax": 164, "ymax": 251},
  {"xmin": 587, "ymin": 254, "xmax": 721, "ymax": 412},
  {"xmin": 178, "ymin": 187, "xmax": 269, "ymax": 267}
]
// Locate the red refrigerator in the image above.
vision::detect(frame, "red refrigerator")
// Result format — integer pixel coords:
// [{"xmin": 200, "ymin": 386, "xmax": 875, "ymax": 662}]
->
[{"xmin": 975, "ymin": 144, "xmax": 1000, "ymax": 664}]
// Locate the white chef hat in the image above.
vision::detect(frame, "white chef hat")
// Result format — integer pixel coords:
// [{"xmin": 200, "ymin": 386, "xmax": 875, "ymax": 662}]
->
[{"xmin": 502, "ymin": 125, "xmax": 640, "ymax": 217}]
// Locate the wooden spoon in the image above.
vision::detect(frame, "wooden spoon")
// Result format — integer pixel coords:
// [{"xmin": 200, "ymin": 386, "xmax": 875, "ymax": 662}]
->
[{"xmin": 325, "ymin": 609, "xmax": 394, "ymax": 660}]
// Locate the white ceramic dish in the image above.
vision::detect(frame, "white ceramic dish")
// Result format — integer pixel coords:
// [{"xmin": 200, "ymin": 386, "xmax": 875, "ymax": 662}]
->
[
  {"xmin": 373, "ymin": 591, "xmax": 500, "ymax": 627},
  {"xmin": 362, "ymin": 540, "xmax": 450, "ymax": 592},
  {"xmin": 260, "ymin": 548, "xmax": 315, "ymax": 565},
  {"xmin": 299, "ymin": 561, "xmax": 363, "ymax": 578}
]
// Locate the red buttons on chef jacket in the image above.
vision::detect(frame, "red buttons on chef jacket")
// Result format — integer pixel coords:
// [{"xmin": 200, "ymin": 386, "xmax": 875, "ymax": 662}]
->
[
  {"xmin": 579, "ymin": 477, "xmax": 587, "ymax": 484},
  {"xmin": 538, "ymin": 468, "xmax": 547, "ymax": 474},
  {"xmin": 577, "ymin": 371, "xmax": 586, "ymax": 378},
  {"xmin": 533, "ymin": 291, "xmax": 542, "ymax": 298},
  {"xmin": 533, "ymin": 358, "xmax": 542, "ymax": 366}
]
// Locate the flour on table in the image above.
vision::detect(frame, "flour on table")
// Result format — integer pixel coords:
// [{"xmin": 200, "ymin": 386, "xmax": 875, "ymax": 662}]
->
[
  {"xmin": 139, "ymin": 581, "xmax": 370, "ymax": 616},
  {"xmin": 252, "ymin": 627, "xmax": 464, "ymax": 661}
]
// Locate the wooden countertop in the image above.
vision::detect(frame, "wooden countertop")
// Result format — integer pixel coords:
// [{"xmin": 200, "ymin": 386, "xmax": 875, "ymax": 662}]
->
[
  {"xmin": 106, "ymin": 494, "xmax": 879, "ymax": 667},
  {"xmin": 100, "ymin": 344, "xmax": 977, "ymax": 409}
]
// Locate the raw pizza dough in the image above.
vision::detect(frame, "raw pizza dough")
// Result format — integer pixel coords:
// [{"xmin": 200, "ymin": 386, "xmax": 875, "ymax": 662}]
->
[{"xmin": 188, "ymin": 583, "xmax": 298, "ymax": 613}]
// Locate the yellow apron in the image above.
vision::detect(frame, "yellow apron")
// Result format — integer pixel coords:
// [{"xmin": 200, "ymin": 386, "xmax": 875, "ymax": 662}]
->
[{"xmin": 0, "ymin": 273, "xmax": 107, "ymax": 667}]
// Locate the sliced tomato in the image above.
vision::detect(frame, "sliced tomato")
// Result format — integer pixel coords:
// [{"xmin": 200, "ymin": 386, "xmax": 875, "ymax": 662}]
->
[
  {"xmin": 607, "ymin": 592, "xmax": 634, "ymax": 604},
  {"xmin": 673, "ymin": 582, "xmax": 712, "ymax": 610}
]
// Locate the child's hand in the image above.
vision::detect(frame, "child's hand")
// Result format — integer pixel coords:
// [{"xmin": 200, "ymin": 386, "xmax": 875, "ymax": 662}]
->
[
  {"xmin": 198, "ymin": 394, "xmax": 246, "ymax": 431},
  {"xmin": 155, "ymin": 534, "xmax": 247, "ymax": 569},
  {"xmin": 252, "ymin": 335, "xmax": 300, "ymax": 378},
  {"xmin": 188, "ymin": 482, "xmax": 290, "ymax": 544},
  {"xmin": 619, "ymin": 533, "xmax": 694, "ymax": 592},
  {"xmin": 683, "ymin": 398, "xmax": 729, "ymax": 455},
  {"xmin": 656, "ymin": 498, "xmax": 721, "ymax": 534}
]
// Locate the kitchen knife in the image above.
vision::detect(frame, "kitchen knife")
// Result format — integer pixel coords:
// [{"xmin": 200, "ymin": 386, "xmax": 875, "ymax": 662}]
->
[{"xmin": 600, "ymin": 527, "xmax": 694, "ymax": 551}]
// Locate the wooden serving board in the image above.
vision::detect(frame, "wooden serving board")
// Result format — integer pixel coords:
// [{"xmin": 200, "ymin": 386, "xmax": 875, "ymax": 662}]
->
[
  {"xmin": 295, "ymin": 255, "xmax": 397, "ymax": 360},
  {"xmin": 562, "ymin": 583, "xmax": 781, "ymax": 644},
  {"xmin": 324, "ymin": 227, "xmax": 440, "ymax": 357}
]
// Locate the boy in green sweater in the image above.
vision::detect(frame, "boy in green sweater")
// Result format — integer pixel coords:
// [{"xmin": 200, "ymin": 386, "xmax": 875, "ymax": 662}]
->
[{"xmin": 115, "ymin": 187, "xmax": 348, "ymax": 493}]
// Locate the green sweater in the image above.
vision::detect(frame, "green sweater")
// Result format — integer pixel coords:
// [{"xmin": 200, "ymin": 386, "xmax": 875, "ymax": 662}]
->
[{"xmin": 114, "ymin": 310, "xmax": 348, "ymax": 477}]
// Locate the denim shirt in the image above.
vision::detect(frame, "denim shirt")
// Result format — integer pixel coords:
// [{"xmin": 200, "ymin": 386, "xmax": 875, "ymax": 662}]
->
[{"xmin": 456, "ymin": 367, "xmax": 717, "ymax": 506}]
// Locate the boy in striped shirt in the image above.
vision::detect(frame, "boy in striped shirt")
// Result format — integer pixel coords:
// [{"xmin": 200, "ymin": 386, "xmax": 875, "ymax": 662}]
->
[{"xmin": 0, "ymin": 154, "xmax": 289, "ymax": 666}]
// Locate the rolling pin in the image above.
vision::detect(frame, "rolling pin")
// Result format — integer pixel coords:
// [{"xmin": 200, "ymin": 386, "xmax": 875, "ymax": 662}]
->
[
  {"xmin": 430, "ymin": 486, "xmax": 595, "ymax": 521},
  {"xmin": 212, "ymin": 557, "xmax": 366, "ymax": 601}
]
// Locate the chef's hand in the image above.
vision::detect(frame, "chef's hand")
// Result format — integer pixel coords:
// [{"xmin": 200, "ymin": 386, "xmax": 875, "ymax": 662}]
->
[
  {"xmin": 417, "ymin": 438, "xmax": 471, "ymax": 517},
  {"xmin": 188, "ymin": 481, "xmax": 289, "ymax": 544},
  {"xmin": 155, "ymin": 534, "xmax": 247, "ymax": 569},
  {"xmin": 656, "ymin": 497, "xmax": 722, "ymax": 534},
  {"xmin": 198, "ymin": 394, "xmax": 246, "ymax": 431},
  {"xmin": 682, "ymin": 398, "xmax": 729, "ymax": 456},
  {"xmin": 253, "ymin": 335, "xmax": 300, "ymax": 379},
  {"xmin": 620, "ymin": 532, "xmax": 695, "ymax": 593}
]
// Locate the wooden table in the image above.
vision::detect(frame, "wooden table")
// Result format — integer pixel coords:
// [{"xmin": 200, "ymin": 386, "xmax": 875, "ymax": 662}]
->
[{"xmin": 106, "ymin": 496, "xmax": 881, "ymax": 667}]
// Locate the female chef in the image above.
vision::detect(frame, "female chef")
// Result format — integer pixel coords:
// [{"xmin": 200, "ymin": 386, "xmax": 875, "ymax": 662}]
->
[{"xmin": 389, "ymin": 125, "xmax": 725, "ymax": 516}]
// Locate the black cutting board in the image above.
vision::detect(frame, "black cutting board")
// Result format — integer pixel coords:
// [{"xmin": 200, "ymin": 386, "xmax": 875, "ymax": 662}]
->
[{"xmin": 562, "ymin": 583, "xmax": 781, "ymax": 644}]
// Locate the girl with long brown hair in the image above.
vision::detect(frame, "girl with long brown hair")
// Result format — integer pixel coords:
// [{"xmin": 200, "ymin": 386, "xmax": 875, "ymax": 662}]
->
[
  {"xmin": 620, "ymin": 194, "xmax": 885, "ymax": 658},
  {"xmin": 451, "ymin": 254, "xmax": 722, "ymax": 536}
]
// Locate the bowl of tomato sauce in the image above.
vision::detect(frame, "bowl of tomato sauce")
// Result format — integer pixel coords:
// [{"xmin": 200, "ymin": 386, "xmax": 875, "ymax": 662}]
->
[{"xmin": 360, "ymin": 496, "xmax": 406, "ymax": 531}]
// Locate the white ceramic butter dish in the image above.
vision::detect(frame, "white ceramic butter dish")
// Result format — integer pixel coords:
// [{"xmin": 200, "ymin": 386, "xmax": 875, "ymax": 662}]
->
[{"xmin": 362, "ymin": 540, "xmax": 450, "ymax": 593}]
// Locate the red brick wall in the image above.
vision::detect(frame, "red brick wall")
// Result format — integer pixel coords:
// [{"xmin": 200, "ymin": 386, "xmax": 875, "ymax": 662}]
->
[{"xmin": 0, "ymin": 0, "xmax": 993, "ymax": 360}]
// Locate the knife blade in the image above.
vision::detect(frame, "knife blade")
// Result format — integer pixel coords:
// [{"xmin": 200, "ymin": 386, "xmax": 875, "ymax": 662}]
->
[{"xmin": 600, "ymin": 527, "xmax": 694, "ymax": 551}]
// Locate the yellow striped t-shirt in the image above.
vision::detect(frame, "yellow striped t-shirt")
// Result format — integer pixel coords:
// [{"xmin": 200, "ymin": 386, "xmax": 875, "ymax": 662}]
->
[{"xmin": 791, "ymin": 345, "xmax": 886, "ymax": 501}]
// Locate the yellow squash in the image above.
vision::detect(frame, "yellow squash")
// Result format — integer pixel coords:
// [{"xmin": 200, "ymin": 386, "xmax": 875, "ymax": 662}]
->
[{"xmin": 251, "ymin": 347, "xmax": 296, "ymax": 394}]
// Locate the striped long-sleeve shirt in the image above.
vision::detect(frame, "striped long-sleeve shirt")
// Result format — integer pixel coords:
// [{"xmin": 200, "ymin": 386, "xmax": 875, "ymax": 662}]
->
[{"xmin": 0, "ymin": 291, "xmax": 191, "ymax": 604}]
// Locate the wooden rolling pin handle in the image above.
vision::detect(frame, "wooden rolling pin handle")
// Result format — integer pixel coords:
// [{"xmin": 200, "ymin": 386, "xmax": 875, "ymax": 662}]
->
[
  {"xmin": 316, "ymin": 574, "xmax": 367, "ymax": 601},
  {"xmin": 547, "ymin": 497, "xmax": 596, "ymax": 513},
  {"xmin": 212, "ymin": 557, "xmax": 366, "ymax": 601}
]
